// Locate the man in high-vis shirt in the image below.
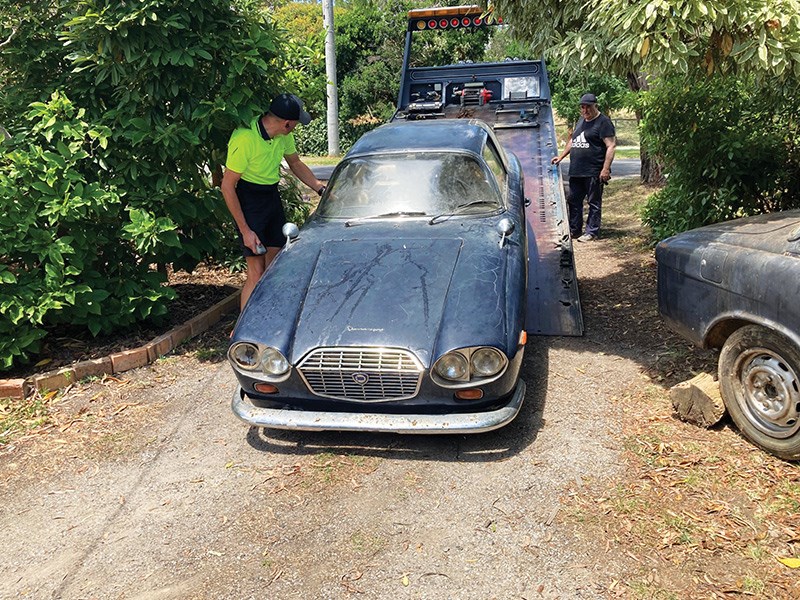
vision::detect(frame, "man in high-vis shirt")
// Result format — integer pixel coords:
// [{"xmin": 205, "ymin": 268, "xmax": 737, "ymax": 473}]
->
[{"xmin": 221, "ymin": 93, "xmax": 326, "ymax": 308}]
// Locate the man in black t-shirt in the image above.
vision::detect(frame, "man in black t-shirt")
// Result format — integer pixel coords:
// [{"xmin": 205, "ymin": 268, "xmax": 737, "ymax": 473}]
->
[{"xmin": 551, "ymin": 93, "xmax": 616, "ymax": 242}]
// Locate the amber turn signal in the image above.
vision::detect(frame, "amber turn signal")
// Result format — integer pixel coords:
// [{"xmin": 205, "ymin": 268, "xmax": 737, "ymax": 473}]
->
[
  {"xmin": 455, "ymin": 389, "xmax": 484, "ymax": 401},
  {"xmin": 519, "ymin": 330, "xmax": 527, "ymax": 346},
  {"xmin": 254, "ymin": 383, "xmax": 279, "ymax": 394}
]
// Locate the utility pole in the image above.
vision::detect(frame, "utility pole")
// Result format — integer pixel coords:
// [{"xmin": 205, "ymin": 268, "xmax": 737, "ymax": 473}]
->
[{"xmin": 322, "ymin": 0, "xmax": 340, "ymax": 156}]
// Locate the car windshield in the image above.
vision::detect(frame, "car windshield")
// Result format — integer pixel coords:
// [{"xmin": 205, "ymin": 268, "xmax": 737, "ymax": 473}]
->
[{"xmin": 317, "ymin": 152, "xmax": 503, "ymax": 219}]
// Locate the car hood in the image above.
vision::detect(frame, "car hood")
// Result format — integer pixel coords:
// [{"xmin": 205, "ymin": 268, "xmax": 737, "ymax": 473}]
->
[
  {"xmin": 234, "ymin": 231, "xmax": 513, "ymax": 367},
  {"xmin": 291, "ymin": 238, "xmax": 461, "ymax": 362},
  {"xmin": 660, "ymin": 209, "xmax": 800, "ymax": 256}
]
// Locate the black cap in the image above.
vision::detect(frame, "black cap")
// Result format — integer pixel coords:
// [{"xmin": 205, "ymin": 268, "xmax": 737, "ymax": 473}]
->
[
  {"xmin": 269, "ymin": 93, "xmax": 311, "ymax": 125},
  {"xmin": 579, "ymin": 93, "xmax": 597, "ymax": 105}
]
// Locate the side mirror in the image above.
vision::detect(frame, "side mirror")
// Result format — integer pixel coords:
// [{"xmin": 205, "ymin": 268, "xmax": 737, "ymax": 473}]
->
[
  {"xmin": 282, "ymin": 223, "xmax": 299, "ymax": 249},
  {"xmin": 496, "ymin": 218, "xmax": 514, "ymax": 248}
]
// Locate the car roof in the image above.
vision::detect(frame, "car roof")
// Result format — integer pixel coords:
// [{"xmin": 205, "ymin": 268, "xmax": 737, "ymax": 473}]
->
[{"xmin": 346, "ymin": 120, "xmax": 490, "ymax": 158}]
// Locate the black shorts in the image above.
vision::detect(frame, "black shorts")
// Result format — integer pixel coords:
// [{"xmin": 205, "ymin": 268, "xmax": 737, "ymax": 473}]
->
[{"xmin": 236, "ymin": 180, "xmax": 286, "ymax": 257}]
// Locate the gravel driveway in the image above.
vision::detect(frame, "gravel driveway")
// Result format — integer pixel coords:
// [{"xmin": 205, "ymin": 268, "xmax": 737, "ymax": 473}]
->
[{"xmin": 0, "ymin": 224, "xmax": 653, "ymax": 600}]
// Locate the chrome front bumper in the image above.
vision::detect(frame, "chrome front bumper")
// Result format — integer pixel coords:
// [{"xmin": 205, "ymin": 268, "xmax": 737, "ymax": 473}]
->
[{"xmin": 231, "ymin": 380, "xmax": 526, "ymax": 434}]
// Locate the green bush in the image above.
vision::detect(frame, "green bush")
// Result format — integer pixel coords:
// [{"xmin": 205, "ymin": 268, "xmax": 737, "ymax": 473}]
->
[
  {"xmin": 0, "ymin": 93, "xmax": 175, "ymax": 368},
  {"xmin": 294, "ymin": 116, "xmax": 384, "ymax": 157},
  {"xmin": 640, "ymin": 75, "xmax": 800, "ymax": 241},
  {"xmin": 0, "ymin": 0, "xmax": 296, "ymax": 371}
]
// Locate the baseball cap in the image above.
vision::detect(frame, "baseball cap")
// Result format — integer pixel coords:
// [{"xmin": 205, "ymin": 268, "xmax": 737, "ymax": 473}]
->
[
  {"xmin": 269, "ymin": 93, "xmax": 312, "ymax": 125},
  {"xmin": 579, "ymin": 93, "xmax": 597, "ymax": 105}
]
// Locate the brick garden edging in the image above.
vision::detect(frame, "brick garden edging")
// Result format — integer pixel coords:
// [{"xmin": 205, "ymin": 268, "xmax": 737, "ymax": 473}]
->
[{"xmin": 0, "ymin": 289, "xmax": 241, "ymax": 400}]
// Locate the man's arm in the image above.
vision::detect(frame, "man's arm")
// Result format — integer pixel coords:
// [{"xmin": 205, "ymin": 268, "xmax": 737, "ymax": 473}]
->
[
  {"xmin": 600, "ymin": 136, "xmax": 616, "ymax": 182},
  {"xmin": 551, "ymin": 136, "xmax": 572, "ymax": 165},
  {"xmin": 285, "ymin": 153, "xmax": 325, "ymax": 195},
  {"xmin": 221, "ymin": 168, "xmax": 260, "ymax": 253}
]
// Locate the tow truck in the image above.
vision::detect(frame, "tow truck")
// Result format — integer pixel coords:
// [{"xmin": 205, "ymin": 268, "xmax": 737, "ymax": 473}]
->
[{"xmin": 391, "ymin": 5, "xmax": 583, "ymax": 337}]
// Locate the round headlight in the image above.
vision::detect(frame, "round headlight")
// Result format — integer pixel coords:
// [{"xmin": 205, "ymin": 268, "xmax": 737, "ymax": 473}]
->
[
  {"xmin": 434, "ymin": 352, "xmax": 469, "ymax": 381},
  {"xmin": 261, "ymin": 347, "xmax": 290, "ymax": 375},
  {"xmin": 230, "ymin": 342, "xmax": 260, "ymax": 370},
  {"xmin": 470, "ymin": 347, "xmax": 505, "ymax": 377}
]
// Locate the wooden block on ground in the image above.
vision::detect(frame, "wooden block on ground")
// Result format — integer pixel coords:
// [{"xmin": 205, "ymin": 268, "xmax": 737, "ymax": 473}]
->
[{"xmin": 670, "ymin": 372, "xmax": 726, "ymax": 428}]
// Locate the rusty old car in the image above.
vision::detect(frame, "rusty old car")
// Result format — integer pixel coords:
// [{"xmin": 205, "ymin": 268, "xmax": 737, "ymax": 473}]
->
[{"xmin": 657, "ymin": 210, "xmax": 800, "ymax": 460}]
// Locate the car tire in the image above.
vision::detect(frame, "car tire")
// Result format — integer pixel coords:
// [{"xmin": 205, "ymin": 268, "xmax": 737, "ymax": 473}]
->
[{"xmin": 719, "ymin": 325, "xmax": 800, "ymax": 460}]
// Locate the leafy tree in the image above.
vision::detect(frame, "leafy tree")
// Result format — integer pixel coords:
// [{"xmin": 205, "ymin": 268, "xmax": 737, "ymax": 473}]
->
[
  {"xmin": 550, "ymin": 70, "xmax": 632, "ymax": 128},
  {"xmin": 491, "ymin": 0, "xmax": 800, "ymax": 184},
  {"xmin": 0, "ymin": 93, "xmax": 175, "ymax": 368},
  {"xmin": 491, "ymin": 0, "xmax": 800, "ymax": 80},
  {"xmin": 0, "ymin": 0, "xmax": 298, "ymax": 369},
  {"xmin": 640, "ymin": 75, "xmax": 800, "ymax": 239}
]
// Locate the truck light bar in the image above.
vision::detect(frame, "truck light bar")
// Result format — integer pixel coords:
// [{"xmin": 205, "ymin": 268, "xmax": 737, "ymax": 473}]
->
[
  {"xmin": 408, "ymin": 5, "xmax": 482, "ymax": 19},
  {"xmin": 408, "ymin": 5, "xmax": 501, "ymax": 31}
]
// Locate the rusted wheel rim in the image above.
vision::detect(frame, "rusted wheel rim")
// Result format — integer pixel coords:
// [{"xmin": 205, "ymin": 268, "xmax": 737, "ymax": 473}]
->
[{"xmin": 736, "ymin": 348, "xmax": 800, "ymax": 438}]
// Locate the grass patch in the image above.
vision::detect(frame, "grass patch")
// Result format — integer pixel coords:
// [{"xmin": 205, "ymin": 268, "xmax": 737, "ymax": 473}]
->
[
  {"xmin": 615, "ymin": 147, "xmax": 640, "ymax": 159},
  {"xmin": 0, "ymin": 392, "xmax": 55, "ymax": 445},
  {"xmin": 559, "ymin": 177, "xmax": 800, "ymax": 599},
  {"xmin": 300, "ymin": 155, "xmax": 341, "ymax": 166}
]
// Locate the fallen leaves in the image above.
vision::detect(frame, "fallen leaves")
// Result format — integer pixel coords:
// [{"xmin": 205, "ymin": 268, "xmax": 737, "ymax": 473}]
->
[{"xmin": 778, "ymin": 557, "xmax": 800, "ymax": 569}]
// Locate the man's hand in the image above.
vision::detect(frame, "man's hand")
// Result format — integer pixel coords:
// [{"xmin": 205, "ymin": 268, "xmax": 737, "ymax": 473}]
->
[
  {"xmin": 242, "ymin": 228, "xmax": 263, "ymax": 255},
  {"xmin": 551, "ymin": 156, "xmax": 561, "ymax": 165},
  {"xmin": 600, "ymin": 167, "xmax": 611, "ymax": 183}
]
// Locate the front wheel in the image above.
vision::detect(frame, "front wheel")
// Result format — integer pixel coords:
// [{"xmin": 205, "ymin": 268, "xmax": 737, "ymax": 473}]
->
[{"xmin": 719, "ymin": 325, "xmax": 800, "ymax": 460}]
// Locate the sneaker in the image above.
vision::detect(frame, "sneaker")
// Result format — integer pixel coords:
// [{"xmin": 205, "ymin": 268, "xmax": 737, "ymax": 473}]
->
[
  {"xmin": 577, "ymin": 233, "xmax": 596, "ymax": 242},
  {"xmin": 570, "ymin": 230, "xmax": 581, "ymax": 239}
]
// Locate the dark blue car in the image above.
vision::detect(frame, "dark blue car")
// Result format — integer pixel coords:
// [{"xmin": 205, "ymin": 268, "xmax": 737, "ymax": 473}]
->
[
  {"xmin": 657, "ymin": 210, "xmax": 800, "ymax": 460},
  {"xmin": 229, "ymin": 120, "xmax": 528, "ymax": 433}
]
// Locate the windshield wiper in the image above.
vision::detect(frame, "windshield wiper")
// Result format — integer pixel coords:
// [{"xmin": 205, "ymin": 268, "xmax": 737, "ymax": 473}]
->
[
  {"xmin": 345, "ymin": 211, "xmax": 427, "ymax": 227},
  {"xmin": 428, "ymin": 200, "xmax": 500, "ymax": 225}
]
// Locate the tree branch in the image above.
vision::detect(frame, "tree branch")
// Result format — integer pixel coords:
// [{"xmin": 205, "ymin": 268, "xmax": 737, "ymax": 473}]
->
[{"xmin": 0, "ymin": 26, "xmax": 18, "ymax": 49}]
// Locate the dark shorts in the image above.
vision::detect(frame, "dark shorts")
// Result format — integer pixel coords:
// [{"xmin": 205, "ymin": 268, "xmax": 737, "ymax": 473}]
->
[{"xmin": 236, "ymin": 179, "xmax": 286, "ymax": 257}]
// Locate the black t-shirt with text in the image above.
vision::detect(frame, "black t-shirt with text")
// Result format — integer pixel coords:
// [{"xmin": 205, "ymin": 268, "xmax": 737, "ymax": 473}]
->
[{"xmin": 568, "ymin": 114, "xmax": 615, "ymax": 178}]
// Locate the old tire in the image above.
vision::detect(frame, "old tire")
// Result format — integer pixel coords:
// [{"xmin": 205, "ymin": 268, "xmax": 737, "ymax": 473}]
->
[{"xmin": 719, "ymin": 325, "xmax": 800, "ymax": 460}]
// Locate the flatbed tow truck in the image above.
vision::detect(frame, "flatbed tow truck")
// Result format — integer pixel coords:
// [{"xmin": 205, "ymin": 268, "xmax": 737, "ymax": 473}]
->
[{"xmin": 391, "ymin": 5, "xmax": 583, "ymax": 337}]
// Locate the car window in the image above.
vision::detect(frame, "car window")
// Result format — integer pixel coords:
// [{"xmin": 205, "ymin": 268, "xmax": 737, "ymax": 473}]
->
[
  {"xmin": 482, "ymin": 141, "xmax": 507, "ymax": 194},
  {"xmin": 317, "ymin": 152, "xmax": 502, "ymax": 219}
]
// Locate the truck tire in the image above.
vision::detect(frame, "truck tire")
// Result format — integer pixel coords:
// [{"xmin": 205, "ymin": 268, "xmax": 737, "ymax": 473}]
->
[{"xmin": 719, "ymin": 325, "xmax": 800, "ymax": 460}]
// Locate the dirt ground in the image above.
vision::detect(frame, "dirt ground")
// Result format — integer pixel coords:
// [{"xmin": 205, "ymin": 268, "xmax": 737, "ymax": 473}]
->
[{"xmin": 1, "ymin": 180, "xmax": 798, "ymax": 599}]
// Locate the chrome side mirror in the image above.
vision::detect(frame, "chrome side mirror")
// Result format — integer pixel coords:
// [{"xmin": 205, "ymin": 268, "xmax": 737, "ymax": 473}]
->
[
  {"xmin": 496, "ymin": 218, "xmax": 514, "ymax": 248},
  {"xmin": 282, "ymin": 223, "xmax": 299, "ymax": 249}
]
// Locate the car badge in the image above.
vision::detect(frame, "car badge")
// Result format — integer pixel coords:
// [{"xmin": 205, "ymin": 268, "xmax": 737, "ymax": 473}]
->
[{"xmin": 351, "ymin": 372, "xmax": 370, "ymax": 385}]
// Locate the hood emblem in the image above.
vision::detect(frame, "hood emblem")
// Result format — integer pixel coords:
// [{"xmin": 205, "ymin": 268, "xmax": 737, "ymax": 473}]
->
[{"xmin": 352, "ymin": 372, "xmax": 370, "ymax": 385}]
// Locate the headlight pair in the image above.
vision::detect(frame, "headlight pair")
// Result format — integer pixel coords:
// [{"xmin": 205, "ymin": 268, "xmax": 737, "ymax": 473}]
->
[
  {"xmin": 433, "ymin": 347, "xmax": 507, "ymax": 384},
  {"xmin": 229, "ymin": 342, "xmax": 290, "ymax": 376}
]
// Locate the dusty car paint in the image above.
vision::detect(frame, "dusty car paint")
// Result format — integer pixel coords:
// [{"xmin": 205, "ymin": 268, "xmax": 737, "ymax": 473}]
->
[
  {"xmin": 229, "ymin": 121, "xmax": 528, "ymax": 432},
  {"xmin": 656, "ymin": 210, "xmax": 800, "ymax": 459}
]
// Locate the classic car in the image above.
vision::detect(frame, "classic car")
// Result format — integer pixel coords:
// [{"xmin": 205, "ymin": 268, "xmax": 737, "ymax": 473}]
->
[
  {"xmin": 229, "ymin": 120, "xmax": 528, "ymax": 433},
  {"xmin": 656, "ymin": 210, "xmax": 800, "ymax": 459}
]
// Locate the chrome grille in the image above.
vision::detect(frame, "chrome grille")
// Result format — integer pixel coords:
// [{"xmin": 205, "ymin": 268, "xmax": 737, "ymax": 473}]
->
[{"xmin": 298, "ymin": 347, "xmax": 423, "ymax": 402}]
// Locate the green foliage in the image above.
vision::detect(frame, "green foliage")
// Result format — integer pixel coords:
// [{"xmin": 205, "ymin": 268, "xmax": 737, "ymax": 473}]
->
[
  {"xmin": 0, "ymin": 0, "xmax": 297, "ymax": 370},
  {"xmin": 58, "ymin": 0, "xmax": 287, "ymax": 271},
  {"xmin": 640, "ymin": 75, "xmax": 800, "ymax": 240},
  {"xmin": 334, "ymin": 0, "xmax": 408, "ymax": 121},
  {"xmin": 268, "ymin": 2, "xmax": 328, "ymax": 113},
  {"xmin": 294, "ymin": 115, "xmax": 383, "ymax": 156},
  {"xmin": 492, "ymin": 0, "xmax": 800, "ymax": 80},
  {"xmin": 484, "ymin": 26, "xmax": 538, "ymax": 62},
  {"xmin": 550, "ymin": 67, "xmax": 632, "ymax": 127},
  {"xmin": 0, "ymin": 93, "xmax": 175, "ymax": 367}
]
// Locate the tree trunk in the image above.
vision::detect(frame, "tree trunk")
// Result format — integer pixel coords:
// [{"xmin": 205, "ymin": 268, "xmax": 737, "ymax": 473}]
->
[
  {"xmin": 626, "ymin": 72, "xmax": 665, "ymax": 186},
  {"xmin": 322, "ymin": 0, "xmax": 340, "ymax": 156}
]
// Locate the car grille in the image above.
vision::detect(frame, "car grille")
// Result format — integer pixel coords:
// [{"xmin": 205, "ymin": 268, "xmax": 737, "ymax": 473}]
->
[{"xmin": 298, "ymin": 347, "xmax": 423, "ymax": 402}]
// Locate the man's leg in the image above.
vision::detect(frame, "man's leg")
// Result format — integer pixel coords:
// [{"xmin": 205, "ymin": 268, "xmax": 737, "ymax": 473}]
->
[
  {"xmin": 567, "ymin": 177, "xmax": 589, "ymax": 236},
  {"xmin": 584, "ymin": 177, "xmax": 604, "ymax": 237}
]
